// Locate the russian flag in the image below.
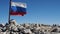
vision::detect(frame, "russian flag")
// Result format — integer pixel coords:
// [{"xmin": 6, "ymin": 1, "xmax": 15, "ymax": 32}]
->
[{"xmin": 10, "ymin": 2, "xmax": 27, "ymax": 16}]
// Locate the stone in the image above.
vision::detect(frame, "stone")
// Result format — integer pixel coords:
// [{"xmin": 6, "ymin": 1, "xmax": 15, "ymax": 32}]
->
[{"xmin": 23, "ymin": 29, "xmax": 32, "ymax": 34}]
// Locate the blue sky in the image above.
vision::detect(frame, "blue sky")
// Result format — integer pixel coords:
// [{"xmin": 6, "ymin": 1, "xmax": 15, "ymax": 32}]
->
[{"xmin": 0, "ymin": 0, "xmax": 60, "ymax": 24}]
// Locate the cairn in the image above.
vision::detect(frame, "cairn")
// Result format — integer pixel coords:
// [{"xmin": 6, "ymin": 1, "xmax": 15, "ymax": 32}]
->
[{"xmin": 0, "ymin": 19, "xmax": 60, "ymax": 34}]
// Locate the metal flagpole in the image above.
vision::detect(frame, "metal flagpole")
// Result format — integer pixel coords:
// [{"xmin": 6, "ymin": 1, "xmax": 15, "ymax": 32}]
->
[{"xmin": 8, "ymin": 0, "xmax": 11, "ymax": 24}]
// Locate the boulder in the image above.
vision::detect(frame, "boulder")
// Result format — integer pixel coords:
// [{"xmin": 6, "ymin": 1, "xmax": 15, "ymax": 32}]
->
[{"xmin": 23, "ymin": 29, "xmax": 32, "ymax": 34}]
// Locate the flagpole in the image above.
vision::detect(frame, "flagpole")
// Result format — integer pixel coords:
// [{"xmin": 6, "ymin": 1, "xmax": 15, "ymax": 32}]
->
[{"xmin": 8, "ymin": 0, "xmax": 11, "ymax": 24}]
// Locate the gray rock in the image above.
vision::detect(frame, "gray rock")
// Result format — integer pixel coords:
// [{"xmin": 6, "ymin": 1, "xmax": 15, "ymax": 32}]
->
[{"xmin": 23, "ymin": 29, "xmax": 32, "ymax": 34}]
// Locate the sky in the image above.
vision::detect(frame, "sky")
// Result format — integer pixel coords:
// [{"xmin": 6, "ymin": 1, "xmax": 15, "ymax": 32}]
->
[{"xmin": 0, "ymin": 0, "xmax": 60, "ymax": 25}]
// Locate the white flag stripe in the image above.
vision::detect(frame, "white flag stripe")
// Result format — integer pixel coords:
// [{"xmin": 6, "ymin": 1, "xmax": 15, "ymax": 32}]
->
[{"xmin": 11, "ymin": 2, "xmax": 27, "ymax": 8}]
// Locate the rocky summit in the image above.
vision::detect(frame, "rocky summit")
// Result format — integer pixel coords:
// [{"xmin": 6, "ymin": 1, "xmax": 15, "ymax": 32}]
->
[{"xmin": 0, "ymin": 19, "xmax": 60, "ymax": 34}]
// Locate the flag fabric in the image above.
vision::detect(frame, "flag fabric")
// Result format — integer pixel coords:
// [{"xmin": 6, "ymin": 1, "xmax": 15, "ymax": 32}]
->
[{"xmin": 10, "ymin": 2, "xmax": 27, "ymax": 16}]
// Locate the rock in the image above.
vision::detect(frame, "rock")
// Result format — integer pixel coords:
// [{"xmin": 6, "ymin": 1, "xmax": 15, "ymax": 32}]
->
[
  {"xmin": 10, "ymin": 19, "xmax": 17, "ymax": 25},
  {"xmin": 0, "ymin": 29, "xmax": 2, "ymax": 32},
  {"xmin": 11, "ymin": 26, "xmax": 18, "ymax": 32},
  {"xmin": 23, "ymin": 29, "xmax": 32, "ymax": 34},
  {"xmin": 23, "ymin": 23, "xmax": 30, "ymax": 28}
]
